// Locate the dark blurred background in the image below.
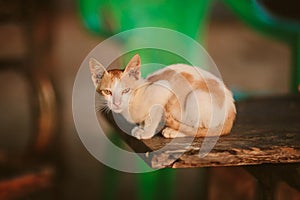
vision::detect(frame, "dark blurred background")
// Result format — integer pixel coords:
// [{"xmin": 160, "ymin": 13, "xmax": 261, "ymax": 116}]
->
[{"xmin": 0, "ymin": 0, "xmax": 299, "ymax": 199}]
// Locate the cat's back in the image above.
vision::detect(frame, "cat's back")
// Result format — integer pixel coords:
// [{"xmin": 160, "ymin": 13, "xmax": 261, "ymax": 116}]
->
[
  {"xmin": 146, "ymin": 64, "xmax": 235, "ymax": 110},
  {"xmin": 146, "ymin": 63, "xmax": 221, "ymax": 83}
]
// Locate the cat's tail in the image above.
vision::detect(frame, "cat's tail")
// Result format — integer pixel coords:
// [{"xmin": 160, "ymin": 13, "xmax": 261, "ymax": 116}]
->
[{"xmin": 164, "ymin": 108, "xmax": 236, "ymax": 138}]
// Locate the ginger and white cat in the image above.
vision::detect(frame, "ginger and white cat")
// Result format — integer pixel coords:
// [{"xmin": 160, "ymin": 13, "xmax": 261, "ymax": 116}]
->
[{"xmin": 90, "ymin": 54, "xmax": 236, "ymax": 139}]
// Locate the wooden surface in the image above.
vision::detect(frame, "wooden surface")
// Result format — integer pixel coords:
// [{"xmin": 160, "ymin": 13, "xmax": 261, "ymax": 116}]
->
[{"xmin": 108, "ymin": 95, "xmax": 300, "ymax": 169}]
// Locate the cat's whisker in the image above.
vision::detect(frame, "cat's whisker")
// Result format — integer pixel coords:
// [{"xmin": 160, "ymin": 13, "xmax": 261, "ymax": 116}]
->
[
  {"xmin": 96, "ymin": 105, "xmax": 106, "ymax": 112},
  {"xmin": 103, "ymin": 106, "xmax": 111, "ymax": 114},
  {"xmin": 96, "ymin": 103, "xmax": 111, "ymax": 114}
]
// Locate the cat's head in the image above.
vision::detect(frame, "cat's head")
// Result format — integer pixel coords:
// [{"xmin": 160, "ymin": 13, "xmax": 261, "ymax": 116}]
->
[{"xmin": 89, "ymin": 54, "xmax": 142, "ymax": 113}]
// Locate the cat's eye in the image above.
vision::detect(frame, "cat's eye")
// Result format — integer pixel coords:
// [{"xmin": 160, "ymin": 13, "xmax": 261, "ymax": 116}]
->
[
  {"xmin": 122, "ymin": 88, "xmax": 131, "ymax": 94},
  {"xmin": 101, "ymin": 89, "xmax": 112, "ymax": 96}
]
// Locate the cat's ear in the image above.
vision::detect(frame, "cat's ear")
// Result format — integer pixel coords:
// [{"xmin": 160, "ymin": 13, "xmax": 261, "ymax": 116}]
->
[
  {"xmin": 124, "ymin": 54, "xmax": 141, "ymax": 80},
  {"xmin": 89, "ymin": 58, "xmax": 108, "ymax": 87}
]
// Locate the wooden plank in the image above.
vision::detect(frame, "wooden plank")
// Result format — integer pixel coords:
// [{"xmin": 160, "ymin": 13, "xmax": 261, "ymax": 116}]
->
[{"xmin": 106, "ymin": 95, "xmax": 300, "ymax": 169}]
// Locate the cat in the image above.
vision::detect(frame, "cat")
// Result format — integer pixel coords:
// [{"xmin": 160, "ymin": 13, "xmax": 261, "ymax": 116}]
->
[{"xmin": 89, "ymin": 54, "xmax": 236, "ymax": 139}]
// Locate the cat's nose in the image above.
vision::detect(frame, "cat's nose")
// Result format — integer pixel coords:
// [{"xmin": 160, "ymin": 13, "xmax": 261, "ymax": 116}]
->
[{"xmin": 113, "ymin": 101, "xmax": 121, "ymax": 106}]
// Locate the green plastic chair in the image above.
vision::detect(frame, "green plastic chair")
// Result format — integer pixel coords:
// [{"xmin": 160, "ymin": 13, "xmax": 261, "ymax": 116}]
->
[
  {"xmin": 79, "ymin": 0, "xmax": 211, "ymax": 40},
  {"xmin": 78, "ymin": 0, "xmax": 213, "ymax": 199},
  {"xmin": 78, "ymin": 0, "xmax": 214, "ymax": 73}
]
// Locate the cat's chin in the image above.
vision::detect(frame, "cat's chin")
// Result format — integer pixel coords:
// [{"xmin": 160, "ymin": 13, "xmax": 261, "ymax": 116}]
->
[{"xmin": 112, "ymin": 109, "xmax": 123, "ymax": 113}]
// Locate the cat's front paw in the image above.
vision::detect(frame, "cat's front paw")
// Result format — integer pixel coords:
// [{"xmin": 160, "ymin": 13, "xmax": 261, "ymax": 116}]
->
[
  {"xmin": 131, "ymin": 126, "xmax": 154, "ymax": 140},
  {"xmin": 162, "ymin": 127, "xmax": 186, "ymax": 138},
  {"xmin": 131, "ymin": 126, "xmax": 145, "ymax": 140}
]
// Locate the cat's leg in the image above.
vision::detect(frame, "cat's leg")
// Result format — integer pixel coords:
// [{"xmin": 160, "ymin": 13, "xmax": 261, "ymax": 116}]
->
[
  {"xmin": 180, "ymin": 90, "xmax": 218, "ymax": 130},
  {"xmin": 131, "ymin": 105, "xmax": 164, "ymax": 139},
  {"xmin": 163, "ymin": 90, "xmax": 211, "ymax": 138}
]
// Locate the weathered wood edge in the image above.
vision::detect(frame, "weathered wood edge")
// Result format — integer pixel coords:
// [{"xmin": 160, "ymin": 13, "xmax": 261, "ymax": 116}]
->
[{"xmin": 142, "ymin": 131, "xmax": 300, "ymax": 168}]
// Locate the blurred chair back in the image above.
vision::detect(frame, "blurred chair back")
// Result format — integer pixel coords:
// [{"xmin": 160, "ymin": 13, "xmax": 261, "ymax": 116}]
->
[{"xmin": 78, "ymin": 0, "xmax": 213, "ymax": 76}]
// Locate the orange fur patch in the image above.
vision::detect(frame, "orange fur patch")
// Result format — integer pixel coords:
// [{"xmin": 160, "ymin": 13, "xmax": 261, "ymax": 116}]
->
[
  {"xmin": 180, "ymin": 73, "xmax": 225, "ymax": 109},
  {"xmin": 206, "ymin": 79, "xmax": 225, "ymax": 108},
  {"xmin": 180, "ymin": 72, "xmax": 225, "ymax": 108},
  {"xmin": 180, "ymin": 72, "xmax": 209, "ymax": 92},
  {"xmin": 97, "ymin": 69, "xmax": 123, "ymax": 93},
  {"xmin": 180, "ymin": 72, "xmax": 194, "ymax": 82},
  {"xmin": 221, "ymin": 107, "xmax": 236, "ymax": 135},
  {"xmin": 108, "ymin": 69, "xmax": 123, "ymax": 78}
]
